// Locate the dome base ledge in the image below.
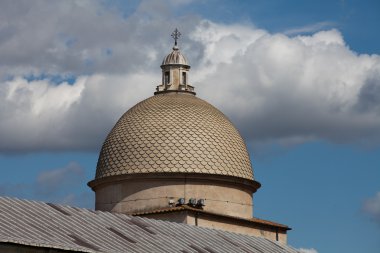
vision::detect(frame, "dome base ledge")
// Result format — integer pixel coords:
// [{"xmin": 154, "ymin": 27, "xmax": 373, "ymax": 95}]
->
[{"xmin": 88, "ymin": 172, "xmax": 261, "ymax": 193}]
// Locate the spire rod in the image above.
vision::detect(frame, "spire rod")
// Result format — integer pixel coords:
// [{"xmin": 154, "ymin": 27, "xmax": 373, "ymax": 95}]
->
[{"xmin": 171, "ymin": 28, "xmax": 181, "ymax": 47}]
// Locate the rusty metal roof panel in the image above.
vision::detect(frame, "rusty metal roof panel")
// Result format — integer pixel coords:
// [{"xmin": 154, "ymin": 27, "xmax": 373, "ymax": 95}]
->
[{"xmin": 0, "ymin": 197, "xmax": 299, "ymax": 253}]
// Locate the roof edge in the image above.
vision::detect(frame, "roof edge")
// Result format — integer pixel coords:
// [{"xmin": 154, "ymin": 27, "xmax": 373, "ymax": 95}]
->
[
  {"xmin": 88, "ymin": 172, "xmax": 261, "ymax": 193},
  {"xmin": 129, "ymin": 205, "xmax": 291, "ymax": 231},
  {"xmin": 154, "ymin": 89, "xmax": 196, "ymax": 96}
]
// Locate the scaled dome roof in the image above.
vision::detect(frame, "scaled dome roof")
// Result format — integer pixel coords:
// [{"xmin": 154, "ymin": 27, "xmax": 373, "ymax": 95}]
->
[
  {"xmin": 161, "ymin": 46, "xmax": 189, "ymax": 66},
  {"xmin": 96, "ymin": 93, "xmax": 254, "ymax": 180}
]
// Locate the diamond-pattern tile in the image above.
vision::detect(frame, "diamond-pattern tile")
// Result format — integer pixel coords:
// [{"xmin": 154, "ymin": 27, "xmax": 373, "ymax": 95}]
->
[{"xmin": 96, "ymin": 93, "xmax": 254, "ymax": 180}]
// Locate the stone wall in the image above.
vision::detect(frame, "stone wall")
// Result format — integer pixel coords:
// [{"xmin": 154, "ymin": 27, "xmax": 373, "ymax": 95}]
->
[{"xmin": 92, "ymin": 173, "xmax": 256, "ymax": 218}]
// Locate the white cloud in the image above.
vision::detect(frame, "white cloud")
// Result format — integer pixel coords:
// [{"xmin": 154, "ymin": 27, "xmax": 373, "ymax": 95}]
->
[
  {"xmin": 0, "ymin": 0, "xmax": 200, "ymax": 78},
  {"xmin": 0, "ymin": 1, "xmax": 380, "ymax": 152},
  {"xmin": 299, "ymin": 248, "xmax": 318, "ymax": 253},
  {"xmin": 0, "ymin": 73, "xmax": 154, "ymax": 152},
  {"xmin": 0, "ymin": 162, "xmax": 93, "ymax": 208},
  {"xmin": 36, "ymin": 162, "xmax": 85, "ymax": 195},
  {"xmin": 363, "ymin": 192, "xmax": 380, "ymax": 225},
  {"xmin": 194, "ymin": 22, "xmax": 380, "ymax": 146},
  {"xmin": 283, "ymin": 21, "xmax": 336, "ymax": 35},
  {"xmin": 60, "ymin": 192, "xmax": 94, "ymax": 208}
]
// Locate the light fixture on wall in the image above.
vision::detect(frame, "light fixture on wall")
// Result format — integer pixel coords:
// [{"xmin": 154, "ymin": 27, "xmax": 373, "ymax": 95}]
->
[
  {"xmin": 197, "ymin": 199, "xmax": 205, "ymax": 207},
  {"xmin": 178, "ymin": 198, "xmax": 185, "ymax": 205},
  {"xmin": 189, "ymin": 198, "xmax": 197, "ymax": 206}
]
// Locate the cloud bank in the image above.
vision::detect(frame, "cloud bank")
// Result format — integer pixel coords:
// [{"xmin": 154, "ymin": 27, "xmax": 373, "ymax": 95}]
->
[
  {"xmin": 363, "ymin": 192, "xmax": 380, "ymax": 225},
  {"xmin": 0, "ymin": 162, "xmax": 93, "ymax": 208},
  {"xmin": 1, "ymin": 0, "xmax": 380, "ymax": 152},
  {"xmin": 298, "ymin": 248, "xmax": 318, "ymax": 253}
]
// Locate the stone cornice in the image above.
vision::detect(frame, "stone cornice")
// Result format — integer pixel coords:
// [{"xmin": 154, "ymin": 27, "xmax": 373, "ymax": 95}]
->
[{"xmin": 88, "ymin": 172, "xmax": 261, "ymax": 193}]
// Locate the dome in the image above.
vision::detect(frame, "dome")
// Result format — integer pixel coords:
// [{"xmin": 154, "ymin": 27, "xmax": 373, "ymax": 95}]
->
[
  {"xmin": 96, "ymin": 92, "xmax": 254, "ymax": 180},
  {"xmin": 161, "ymin": 46, "xmax": 189, "ymax": 66}
]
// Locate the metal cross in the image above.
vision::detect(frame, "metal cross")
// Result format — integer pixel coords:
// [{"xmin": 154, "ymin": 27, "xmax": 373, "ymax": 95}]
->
[{"xmin": 171, "ymin": 28, "xmax": 181, "ymax": 46}]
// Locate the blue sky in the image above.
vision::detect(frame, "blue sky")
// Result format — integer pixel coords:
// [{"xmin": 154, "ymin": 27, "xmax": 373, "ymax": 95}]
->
[{"xmin": 0, "ymin": 1, "xmax": 379, "ymax": 253}]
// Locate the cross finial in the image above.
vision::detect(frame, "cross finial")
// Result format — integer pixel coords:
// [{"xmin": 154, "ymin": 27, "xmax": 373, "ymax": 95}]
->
[{"xmin": 171, "ymin": 28, "xmax": 181, "ymax": 47}]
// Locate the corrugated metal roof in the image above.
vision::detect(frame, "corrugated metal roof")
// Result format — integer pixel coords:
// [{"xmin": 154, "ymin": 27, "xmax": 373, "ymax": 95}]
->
[{"xmin": 0, "ymin": 197, "xmax": 300, "ymax": 253}]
